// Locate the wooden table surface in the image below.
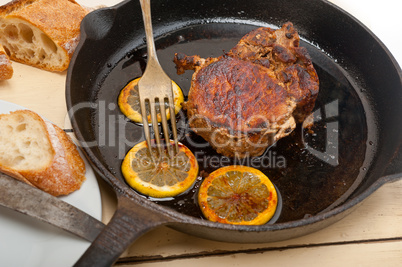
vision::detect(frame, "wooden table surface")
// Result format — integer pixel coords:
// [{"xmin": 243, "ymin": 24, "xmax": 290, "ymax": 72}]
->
[{"xmin": 0, "ymin": 0, "xmax": 401, "ymax": 266}]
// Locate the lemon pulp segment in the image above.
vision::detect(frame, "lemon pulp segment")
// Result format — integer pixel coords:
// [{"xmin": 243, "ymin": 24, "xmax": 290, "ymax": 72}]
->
[
  {"xmin": 118, "ymin": 78, "xmax": 184, "ymax": 123},
  {"xmin": 198, "ymin": 165, "xmax": 277, "ymax": 225},
  {"xmin": 122, "ymin": 140, "xmax": 198, "ymax": 198}
]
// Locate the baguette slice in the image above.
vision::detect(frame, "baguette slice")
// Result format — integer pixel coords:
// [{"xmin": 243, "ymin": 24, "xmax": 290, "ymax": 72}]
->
[
  {"xmin": 0, "ymin": 0, "xmax": 88, "ymax": 72},
  {"xmin": 0, "ymin": 110, "xmax": 86, "ymax": 196},
  {"xmin": 0, "ymin": 43, "xmax": 13, "ymax": 80}
]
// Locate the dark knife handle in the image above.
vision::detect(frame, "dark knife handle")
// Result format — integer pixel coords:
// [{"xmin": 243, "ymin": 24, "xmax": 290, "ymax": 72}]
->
[{"xmin": 0, "ymin": 173, "xmax": 105, "ymax": 242}]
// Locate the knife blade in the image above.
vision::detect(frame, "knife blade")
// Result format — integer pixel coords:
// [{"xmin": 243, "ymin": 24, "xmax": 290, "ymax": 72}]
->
[{"xmin": 0, "ymin": 172, "xmax": 105, "ymax": 242}]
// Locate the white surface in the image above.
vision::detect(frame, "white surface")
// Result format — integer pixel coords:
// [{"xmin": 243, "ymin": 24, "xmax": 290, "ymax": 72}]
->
[
  {"xmin": 329, "ymin": 0, "xmax": 402, "ymax": 67},
  {"xmin": 0, "ymin": 100, "xmax": 102, "ymax": 267}
]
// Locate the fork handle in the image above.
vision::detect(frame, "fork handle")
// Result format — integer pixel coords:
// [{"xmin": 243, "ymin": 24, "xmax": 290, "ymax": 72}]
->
[{"xmin": 139, "ymin": 0, "xmax": 158, "ymax": 63}]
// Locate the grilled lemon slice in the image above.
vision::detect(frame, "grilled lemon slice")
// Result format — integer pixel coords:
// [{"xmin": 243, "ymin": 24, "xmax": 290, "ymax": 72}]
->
[
  {"xmin": 198, "ymin": 165, "xmax": 277, "ymax": 225},
  {"xmin": 118, "ymin": 77, "xmax": 184, "ymax": 123},
  {"xmin": 122, "ymin": 140, "xmax": 198, "ymax": 198}
]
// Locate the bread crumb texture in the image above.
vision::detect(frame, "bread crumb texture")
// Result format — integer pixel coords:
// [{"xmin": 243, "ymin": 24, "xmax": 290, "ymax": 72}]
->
[
  {"xmin": 0, "ymin": 43, "xmax": 13, "ymax": 80},
  {"xmin": 0, "ymin": 0, "xmax": 88, "ymax": 71},
  {"xmin": 0, "ymin": 110, "xmax": 86, "ymax": 196}
]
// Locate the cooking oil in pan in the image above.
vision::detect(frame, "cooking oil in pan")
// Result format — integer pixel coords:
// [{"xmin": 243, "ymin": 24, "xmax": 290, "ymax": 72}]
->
[{"xmin": 95, "ymin": 23, "xmax": 369, "ymax": 223}]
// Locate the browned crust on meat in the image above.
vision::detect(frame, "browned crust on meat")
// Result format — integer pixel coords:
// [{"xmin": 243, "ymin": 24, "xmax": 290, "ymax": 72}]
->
[
  {"xmin": 174, "ymin": 22, "xmax": 319, "ymax": 158},
  {"xmin": 227, "ymin": 22, "xmax": 319, "ymax": 122},
  {"xmin": 184, "ymin": 56, "xmax": 292, "ymax": 132}
]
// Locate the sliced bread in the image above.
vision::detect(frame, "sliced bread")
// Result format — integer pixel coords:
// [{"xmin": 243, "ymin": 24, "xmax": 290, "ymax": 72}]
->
[
  {"xmin": 0, "ymin": 109, "xmax": 86, "ymax": 196},
  {"xmin": 0, "ymin": 0, "xmax": 88, "ymax": 72}
]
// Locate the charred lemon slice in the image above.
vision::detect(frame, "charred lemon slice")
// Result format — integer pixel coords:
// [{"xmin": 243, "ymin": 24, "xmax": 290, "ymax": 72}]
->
[
  {"xmin": 122, "ymin": 140, "xmax": 198, "ymax": 198},
  {"xmin": 118, "ymin": 77, "xmax": 184, "ymax": 123},
  {"xmin": 198, "ymin": 165, "xmax": 277, "ymax": 225}
]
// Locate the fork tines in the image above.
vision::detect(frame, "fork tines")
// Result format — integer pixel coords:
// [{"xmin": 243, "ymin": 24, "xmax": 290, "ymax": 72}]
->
[{"xmin": 139, "ymin": 93, "xmax": 178, "ymax": 159}]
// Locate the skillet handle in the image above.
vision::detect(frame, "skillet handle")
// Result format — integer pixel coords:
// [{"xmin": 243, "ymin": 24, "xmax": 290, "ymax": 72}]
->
[{"xmin": 74, "ymin": 195, "xmax": 172, "ymax": 267}]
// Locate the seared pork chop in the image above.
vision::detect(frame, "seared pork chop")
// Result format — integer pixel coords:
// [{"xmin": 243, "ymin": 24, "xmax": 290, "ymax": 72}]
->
[{"xmin": 174, "ymin": 22, "xmax": 319, "ymax": 158}]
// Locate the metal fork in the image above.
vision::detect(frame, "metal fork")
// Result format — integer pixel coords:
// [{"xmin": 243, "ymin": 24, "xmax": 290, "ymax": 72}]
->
[{"xmin": 138, "ymin": 0, "xmax": 178, "ymax": 158}]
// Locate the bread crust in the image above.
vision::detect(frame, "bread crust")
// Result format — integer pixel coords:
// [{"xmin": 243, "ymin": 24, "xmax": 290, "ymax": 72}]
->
[
  {"xmin": 0, "ymin": 110, "xmax": 86, "ymax": 196},
  {"xmin": 0, "ymin": 43, "xmax": 13, "ymax": 80},
  {"xmin": 0, "ymin": 0, "xmax": 88, "ymax": 71}
]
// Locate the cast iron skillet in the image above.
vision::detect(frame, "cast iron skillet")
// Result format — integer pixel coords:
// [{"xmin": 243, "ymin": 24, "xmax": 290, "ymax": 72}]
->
[{"xmin": 66, "ymin": 0, "xmax": 402, "ymax": 265}]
